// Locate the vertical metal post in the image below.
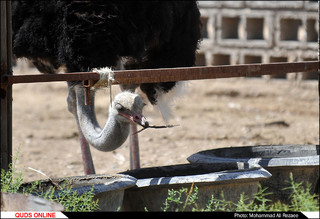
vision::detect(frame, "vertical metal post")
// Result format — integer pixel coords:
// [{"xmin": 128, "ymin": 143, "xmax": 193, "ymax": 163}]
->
[
  {"xmin": 318, "ymin": 1, "xmax": 320, "ymax": 146},
  {"xmin": 0, "ymin": 1, "xmax": 12, "ymax": 171}
]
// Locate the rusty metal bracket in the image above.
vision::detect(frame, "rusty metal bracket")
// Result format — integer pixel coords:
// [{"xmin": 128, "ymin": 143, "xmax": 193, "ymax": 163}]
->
[{"xmin": 82, "ymin": 79, "xmax": 96, "ymax": 105}]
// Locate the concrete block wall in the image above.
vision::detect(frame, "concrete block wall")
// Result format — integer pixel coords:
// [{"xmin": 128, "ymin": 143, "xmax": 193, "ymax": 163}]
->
[{"xmin": 196, "ymin": 1, "xmax": 319, "ymax": 80}]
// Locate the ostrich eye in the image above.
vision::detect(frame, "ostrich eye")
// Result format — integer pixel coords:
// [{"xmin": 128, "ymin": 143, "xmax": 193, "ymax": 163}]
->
[{"xmin": 115, "ymin": 103, "xmax": 124, "ymax": 111}]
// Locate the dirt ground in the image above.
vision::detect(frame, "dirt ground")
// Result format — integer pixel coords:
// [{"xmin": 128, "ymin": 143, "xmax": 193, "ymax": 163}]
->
[{"xmin": 11, "ymin": 65, "xmax": 318, "ymax": 182}]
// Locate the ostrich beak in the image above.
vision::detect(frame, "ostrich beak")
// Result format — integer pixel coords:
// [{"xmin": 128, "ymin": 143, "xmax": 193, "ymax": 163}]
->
[{"xmin": 119, "ymin": 110, "xmax": 149, "ymax": 128}]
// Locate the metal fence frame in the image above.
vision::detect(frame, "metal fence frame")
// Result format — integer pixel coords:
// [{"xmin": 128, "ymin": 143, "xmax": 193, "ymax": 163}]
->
[{"xmin": 1, "ymin": 1, "xmax": 319, "ymax": 171}]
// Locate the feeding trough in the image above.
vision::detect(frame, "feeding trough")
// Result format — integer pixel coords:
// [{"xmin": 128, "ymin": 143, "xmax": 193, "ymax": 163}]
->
[
  {"xmin": 120, "ymin": 163, "xmax": 271, "ymax": 211},
  {"xmin": 21, "ymin": 174, "xmax": 136, "ymax": 211},
  {"xmin": 187, "ymin": 144, "xmax": 319, "ymax": 202}
]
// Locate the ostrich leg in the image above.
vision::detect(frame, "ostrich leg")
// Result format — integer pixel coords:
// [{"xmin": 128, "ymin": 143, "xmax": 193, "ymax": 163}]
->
[
  {"xmin": 79, "ymin": 130, "xmax": 96, "ymax": 174},
  {"xmin": 129, "ymin": 123, "xmax": 140, "ymax": 169}
]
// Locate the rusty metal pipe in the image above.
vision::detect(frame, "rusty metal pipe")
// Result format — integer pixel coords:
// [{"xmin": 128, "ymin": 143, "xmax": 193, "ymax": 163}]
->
[{"xmin": 3, "ymin": 61, "xmax": 319, "ymax": 86}]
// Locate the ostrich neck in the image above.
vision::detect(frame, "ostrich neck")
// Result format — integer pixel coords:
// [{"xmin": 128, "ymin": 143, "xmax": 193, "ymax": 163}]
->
[{"xmin": 74, "ymin": 85, "xmax": 130, "ymax": 152}]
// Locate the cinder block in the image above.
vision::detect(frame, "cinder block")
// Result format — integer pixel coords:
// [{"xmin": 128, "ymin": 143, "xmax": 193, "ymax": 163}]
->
[
  {"xmin": 198, "ymin": 1, "xmax": 245, "ymax": 9},
  {"xmin": 198, "ymin": 1, "xmax": 223, "ymax": 9},
  {"xmin": 215, "ymin": 9, "xmax": 246, "ymax": 47},
  {"xmin": 275, "ymin": 13, "xmax": 305, "ymax": 49},
  {"xmin": 280, "ymin": 18, "xmax": 303, "ymax": 41},
  {"xmin": 245, "ymin": 1, "xmax": 304, "ymax": 9},
  {"xmin": 239, "ymin": 49, "xmax": 269, "ymax": 64},
  {"xmin": 212, "ymin": 53, "xmax": 231, "ymax": 65},
  {"xmin": 269, "ymin": 56, "xmax": 288, "ymax": 79},
  {"xmin": 216, "ymin": 9, "xmax": 244, "ymax": 41},
  {"xmin": 207, "ymin": 47, "xmax": 240, "ymax": 65},
  {"xmin": 220, "ymin": 1, "xmax": 246, "ymax": 9},
  {"xmin": 246, "ymin": 17, "xmax": 264, "ymax": 40},
  {"xmin": 199, "ymin": 9, "xmax": 217, "ymax": 45},
  {"xmin": 275, "ymin": 12, "xmax": 319, "ymax": 50},
  {"xmin": 244, "ymin": 55, "xmax": 262, "ymax": 64},
  {"xmin": 306, "ymin": 18, "xmax": 318, "ymax": 42},
  {"xmin": 215, "ymin": 9, "xmax": 273, "ymax": 48},
  {"xmin": 304, "ymin": 1, "xmax": 319, "ymax": 11},
  {"xmin": 240, "ymin": 52, "xmax": 264, "ymax": 78},
  {"xmin": 299, "ymin": 58, "xmax": 318, "ymax": 80},
  {"xmin": 222, "ymin": 16, "xmax": 241, "ymax": 39},
  {"xmin": 243, "ymin": 11, "xmax": 274, "ymax": 48},
  {"xmin": 294, "ymin": 54, "xmax": 319, "ymax": 80},
  {"xmin": 195, "ymin": 52, "xmax": 206, "ymax": 66},
  {"xmin": 200, "ymin": 16, "xmax": 209, "ymax": 39}
]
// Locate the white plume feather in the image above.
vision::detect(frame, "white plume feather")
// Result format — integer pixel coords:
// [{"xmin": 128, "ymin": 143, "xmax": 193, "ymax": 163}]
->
[{"xmin": 155, "ymin": 81, "xmax": 188, "ymax": 123}]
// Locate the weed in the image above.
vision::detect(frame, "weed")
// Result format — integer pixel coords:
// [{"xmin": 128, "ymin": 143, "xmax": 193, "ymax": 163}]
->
[
  {"xmin": 282, "ymin": 173, "xmax": 319, "ymax": 212},
  {"xmin": 1, "ymin": 150, "xmax": 24, "ymax": 194},
  {"xmin": 1, "ymin": 153, "xmax": 99, "ymax": 212},
  {"xmin": 2, "ymin": 153, "xmax": 319, "ymax": 212},
  {"xmin": 161, "ymin": 174, "xmax": 319, "ymax": 212}
]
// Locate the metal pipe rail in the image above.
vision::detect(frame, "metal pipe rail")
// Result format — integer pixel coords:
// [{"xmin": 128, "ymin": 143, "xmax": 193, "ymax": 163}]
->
[{"xmin": 2, "ymin": 61, "xmax": 319, "ymax": 86}]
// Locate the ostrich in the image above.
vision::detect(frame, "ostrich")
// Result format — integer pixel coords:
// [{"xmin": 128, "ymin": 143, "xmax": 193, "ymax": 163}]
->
[
  {"xmin": 11, "ymin": 1, "xmax": 201, "ymax": 174},
  {"xmin": 68, "ymin": 85, "xmax": 148, "ymax": 173}
]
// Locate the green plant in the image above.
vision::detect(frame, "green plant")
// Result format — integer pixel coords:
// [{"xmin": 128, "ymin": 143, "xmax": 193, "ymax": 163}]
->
[
  {"xmin": 162, "ymin": 183, "xmax": 200, "ymax": 212},
  {"xmin": 162, "ymin": 187, "xmax": 190, "ymax": 211},
  {"xmin": 204, "ymin": 192, "xmax": 233, "ymax": 212},
  {"xmin": 1, "ymin": 153, "xmax": 99, "ymax": 212},
  {"xmin": 1, "ymin": 151, "xmax": 24, "ymax": 194},
  {"xmin": 160, "ymin": 174, "xmax": 319, "ymax": 212},
  {"xmin": 282, "ymin": 173, "xmax": 319, "ymax": 212},
  {"xmin": 39, "ymin": 184, "xmax": 99, "ymax": 212}
]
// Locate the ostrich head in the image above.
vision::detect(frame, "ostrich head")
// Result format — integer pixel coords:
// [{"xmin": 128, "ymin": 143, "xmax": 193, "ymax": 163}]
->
[{"xmin": 111, "ymin": 91, "xmax": 148, "ymax": 127}]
